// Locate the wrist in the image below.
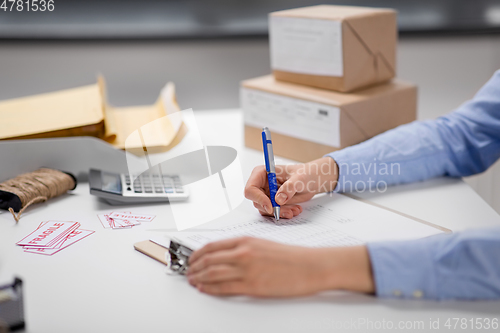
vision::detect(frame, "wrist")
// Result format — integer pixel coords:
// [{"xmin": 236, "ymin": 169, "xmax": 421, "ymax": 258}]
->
[
  {"xmin": 316, "ymin": 246, "xmax": 375, "ymax": 294},
  {"xmin": 305, "ymin": 157, "xmax": 339, "ymax": 193}
]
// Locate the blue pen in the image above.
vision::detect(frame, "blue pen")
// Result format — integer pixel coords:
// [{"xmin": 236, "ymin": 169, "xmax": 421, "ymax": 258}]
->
[{"xmin": 262, "ymin": 127, "xmax": 280, "ymax": 221}]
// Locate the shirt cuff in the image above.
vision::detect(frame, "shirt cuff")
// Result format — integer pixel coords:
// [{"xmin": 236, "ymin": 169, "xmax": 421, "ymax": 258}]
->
[
  {"xmin": 326, "ymin": 149, "xmax": 377, "ymax": 193},
  {"xmin": 325, "ymin": 150, "xmax": 351, "ymax": 193},
  {"xmin": 367, "ymin": 237, "xmax": 439, "ymax": 300}
]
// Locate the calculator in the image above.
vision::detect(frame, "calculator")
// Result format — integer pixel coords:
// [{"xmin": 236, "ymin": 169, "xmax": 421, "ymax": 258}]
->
[{"xmin": 89, "ymin": 169, "xmax": 189, "ymax": 205}]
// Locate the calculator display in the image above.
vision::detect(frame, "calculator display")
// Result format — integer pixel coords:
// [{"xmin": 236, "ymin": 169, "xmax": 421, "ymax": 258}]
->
[{"xmin": 101, "ymin": 172, "xmax": 122, "ymax": 194}]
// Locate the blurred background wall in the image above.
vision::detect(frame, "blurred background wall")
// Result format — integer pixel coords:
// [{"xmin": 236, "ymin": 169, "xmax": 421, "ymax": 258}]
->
[{"xmin": 1, "ymin": 0, "xmax": 500, "ymax": 212}]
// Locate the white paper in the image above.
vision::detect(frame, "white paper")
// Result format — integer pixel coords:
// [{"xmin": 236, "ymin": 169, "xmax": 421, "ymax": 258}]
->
[
  {"xmin": 169, "ymin": 194, "xmax": 444, "ymax": 251},
  {"xmin": 270, "ymin": 16, "xmax": 343, "ymax": 76},
  {"xmin": 241, "ymin": 88, "xmax": 341, "ymax": 147}
]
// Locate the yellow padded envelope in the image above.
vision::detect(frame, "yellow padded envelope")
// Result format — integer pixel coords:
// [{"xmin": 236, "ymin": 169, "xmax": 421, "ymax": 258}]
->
[
  {"xmin": 0, "ymin": 84, "xmax": 105, "ymax": 140},
  {"xmin": 0, "ymin": 76, "xmax": 184, "ymax": 154}
]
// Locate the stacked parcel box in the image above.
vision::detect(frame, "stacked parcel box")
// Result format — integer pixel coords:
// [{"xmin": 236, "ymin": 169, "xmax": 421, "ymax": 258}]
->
[{"xmin": 242, "ymin": 5, "xmax": 417, "ymax": 162}]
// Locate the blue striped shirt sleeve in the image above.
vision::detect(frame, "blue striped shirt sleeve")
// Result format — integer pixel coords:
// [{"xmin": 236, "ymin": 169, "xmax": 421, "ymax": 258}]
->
[{"xmin": 326, "ymin": 70, "xmax": 500, "ymax": 300}]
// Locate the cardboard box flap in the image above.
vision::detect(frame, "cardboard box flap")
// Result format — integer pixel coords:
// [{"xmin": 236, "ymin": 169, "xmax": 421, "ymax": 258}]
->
[
  {"xmin": 345, "ymin": 11, "xmax": 396, "ymax": 81},
  {"xmin": 375, "ymin": 53, "xmax": 395, "ymax": 81},
  {"xmin": 341, "ymin": 82, "xmax": 417, "ymax": 143},
  {"xmin": 271, "ymin": 5, "xmax": 394, "ymax": 21},
  {"xmin": 242, "ymin": 75, "xmax": 413, "ymax": 107},
  {"xmin": 243, "ymin": 76, "xmax": 345, "ymax": 106},
  {"xmin": 340, "ymin": 110, "xmax": 370, "ymax": 145},
  {"xmin": 342, "ymin": 22, "xmax": 376, "ymax": 89},
  {"xmin": 0, "ymin": 84, "xmax": 104, "ymax": 140}
]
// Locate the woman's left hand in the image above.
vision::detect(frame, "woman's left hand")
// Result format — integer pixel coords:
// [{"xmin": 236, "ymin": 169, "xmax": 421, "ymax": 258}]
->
[{"xmin": 187, "ymin": 237, "xmax": 374, "ymax": 297}]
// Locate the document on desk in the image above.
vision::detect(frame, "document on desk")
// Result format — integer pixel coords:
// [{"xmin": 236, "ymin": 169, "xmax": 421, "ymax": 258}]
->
[{"xmin": 168, "ymin": 193, "xmax": 448, "ymax": 251}]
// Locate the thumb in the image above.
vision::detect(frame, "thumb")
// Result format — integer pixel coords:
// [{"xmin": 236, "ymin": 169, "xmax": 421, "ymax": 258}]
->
[{"xmin": 275, "ymin": 174, "xmax": 303, "ymax": 205}]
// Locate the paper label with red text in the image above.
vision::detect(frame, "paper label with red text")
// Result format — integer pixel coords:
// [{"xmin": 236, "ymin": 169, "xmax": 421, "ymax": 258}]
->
[{"xmin": 16, "ymin": 221, "xmax": 80, "ymax": 248}]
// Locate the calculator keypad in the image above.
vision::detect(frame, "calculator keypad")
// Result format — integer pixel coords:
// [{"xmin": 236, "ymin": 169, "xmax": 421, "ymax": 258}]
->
[{"xmin": 124, "ymin": 173, "xmax": 185, "ymax": 196}]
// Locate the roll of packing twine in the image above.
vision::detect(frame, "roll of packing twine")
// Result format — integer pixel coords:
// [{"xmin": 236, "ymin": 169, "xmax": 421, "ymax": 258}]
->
[{"xmin": 0, "ymin": 168, "xmax": 77, "ymax": 223}]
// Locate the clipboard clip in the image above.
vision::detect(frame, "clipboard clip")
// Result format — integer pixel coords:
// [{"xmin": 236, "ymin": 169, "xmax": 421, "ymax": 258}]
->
[
  {"xmin": 166, "ymin": 240, "xmax": 193, "ymax": 275},
  {"xmin": 0, "ymin": 277, "xmax": 25, "ymax": 332}
]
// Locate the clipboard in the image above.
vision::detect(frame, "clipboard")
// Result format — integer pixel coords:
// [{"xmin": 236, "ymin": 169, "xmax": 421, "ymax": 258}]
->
[
  {"xmin": 134, "ymin": 194, "xmax": 451, "ymax": 275},
  {"xmin": 134, "ymin": 239, "xmax": 191, "ymax": 274},
  {"xmin": 134, "ymin": 240, "xmax": 170, "ymax": 266}
]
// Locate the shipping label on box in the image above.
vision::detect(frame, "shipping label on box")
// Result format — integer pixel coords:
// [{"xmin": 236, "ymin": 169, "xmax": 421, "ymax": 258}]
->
[
  {"xmin": 270, "ymin": 16, "xmax": 343, "ymax": 77},
  {"xmin": 241, "ymin": 88, "xmax": 340, "ymax": 148},
  {"xmin": 241, "ymin": 75, "xmax": 417, "ymax": 163}
]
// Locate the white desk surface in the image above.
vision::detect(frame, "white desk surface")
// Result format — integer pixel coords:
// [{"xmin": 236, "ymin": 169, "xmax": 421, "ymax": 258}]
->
[{"xmin": 1, "ymin": 109, "xmax": 499, "ymax": 333}]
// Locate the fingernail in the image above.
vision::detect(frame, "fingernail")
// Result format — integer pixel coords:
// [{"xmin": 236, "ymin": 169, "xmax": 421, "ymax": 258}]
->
[
  {"xmin": 276, "ymin": 193, "xmax": 287, "ymax": 205},
  {"xmin": 266, "ymin": 205, "xmax": 272, "ymax": 214}
]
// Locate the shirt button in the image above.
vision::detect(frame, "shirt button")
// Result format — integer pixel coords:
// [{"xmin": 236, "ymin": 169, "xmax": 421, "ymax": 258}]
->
[
  {"xmin": 413, "ymin": 290, "xmax": 423, "ymax": 298},
  {"xmin": 393, "ymin": 290, "xmax": 402, "ymax": 297}
]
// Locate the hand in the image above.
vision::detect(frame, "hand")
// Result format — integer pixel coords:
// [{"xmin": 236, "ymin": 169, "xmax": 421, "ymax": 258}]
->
[
  {"xmin": 187, "ymin": 237, "xmax": 375, "ymax": 297},
  {"xmin": 244, "ymin": 157, "xmax": 339, "ymax": 219}
]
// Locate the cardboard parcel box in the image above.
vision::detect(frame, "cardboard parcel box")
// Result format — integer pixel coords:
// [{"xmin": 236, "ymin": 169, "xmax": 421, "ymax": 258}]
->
[
  {"xmin": 270, "ymin": 5, "xmax": 397, "ymax": 92},
  {"xmin": 242, "ymin": 75, "xmax": 416, "ymax": 163}
]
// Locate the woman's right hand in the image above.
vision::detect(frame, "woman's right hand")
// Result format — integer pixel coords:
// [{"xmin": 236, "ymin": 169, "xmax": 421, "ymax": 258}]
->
[{"xmin": 244, "ymin": 157, "xmax": 339, "ymax": 219}]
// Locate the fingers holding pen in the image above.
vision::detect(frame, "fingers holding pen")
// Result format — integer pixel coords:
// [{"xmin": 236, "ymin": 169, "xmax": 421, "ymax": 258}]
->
[
  {"xmin": 245, "ymin": 166, "xmax": 273, "ymax": 214},
  {"xmin": 253, "ymin": 202, "xmax": 302, "ymax": 219},
  {"xmin": 274, "ymin": 174, "xmax": 305, "ymax": 205}
]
